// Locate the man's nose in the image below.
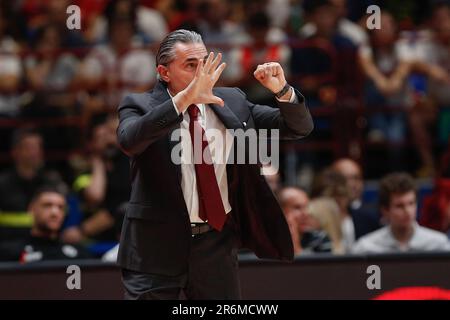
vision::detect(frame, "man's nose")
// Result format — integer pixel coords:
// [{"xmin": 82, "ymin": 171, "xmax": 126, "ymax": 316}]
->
[
  {"xmin": 403, "ymin": 207, "xmax": 413, "ymax": 217},
  {"xmin": 297, "ymin": 211, "xmax": 307, "ymax": 220},
  {"xmin": 49, "ymin": 206, "xmax": 61, "ymax": 216}
]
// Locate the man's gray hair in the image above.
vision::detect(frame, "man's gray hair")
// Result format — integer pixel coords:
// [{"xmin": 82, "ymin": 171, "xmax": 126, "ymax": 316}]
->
[{"xmin": 156, "ymin": 29, "xmax": 203, "ymax": 67}]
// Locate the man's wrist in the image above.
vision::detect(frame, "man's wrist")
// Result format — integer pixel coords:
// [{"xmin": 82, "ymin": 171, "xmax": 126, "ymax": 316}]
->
[
  {"xmin": 276, "ymin": 84, "xmax": 293, "ymax": 101},
  {"xmin": 274, "ymin": 82, "xmax": 290, "ymax": 98},
  {"xmin": 172, "ymin": 91, "xmax": 191, "ymax": 114}
]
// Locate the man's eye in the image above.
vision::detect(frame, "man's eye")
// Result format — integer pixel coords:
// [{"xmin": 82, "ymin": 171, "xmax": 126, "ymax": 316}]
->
[{"xmin": 187, "ymin": 63, "xmax": 196, "ymax": 68}]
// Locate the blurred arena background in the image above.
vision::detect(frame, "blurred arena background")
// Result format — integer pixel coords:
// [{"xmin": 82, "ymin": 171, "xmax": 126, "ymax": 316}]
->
[{"xmin": 0, "ymin": 0, "xmax": 450, "ymax": 299}]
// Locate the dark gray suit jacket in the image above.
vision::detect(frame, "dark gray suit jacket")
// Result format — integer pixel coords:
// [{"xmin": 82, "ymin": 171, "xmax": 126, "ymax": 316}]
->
[{"xmin": 116, "ymin": 80, "xmax": 313, "ymax": 275}]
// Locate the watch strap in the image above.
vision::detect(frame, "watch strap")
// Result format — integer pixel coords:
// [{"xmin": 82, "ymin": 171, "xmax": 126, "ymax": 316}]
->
[{"xmin": 275, "ymin": 83, "xmax": 291, "ymax": 98}]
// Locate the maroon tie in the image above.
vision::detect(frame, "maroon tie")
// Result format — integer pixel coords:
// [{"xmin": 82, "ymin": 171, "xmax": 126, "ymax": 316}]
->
[{"xmin": 187, "ymin": 104, "xmax": 227, "ymax": 231}]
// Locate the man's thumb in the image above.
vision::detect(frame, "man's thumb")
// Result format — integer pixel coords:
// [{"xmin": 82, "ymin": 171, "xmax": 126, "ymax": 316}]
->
[{"xmin": 212, "ymin": 96, "xmax": 224, "ymax": 107}]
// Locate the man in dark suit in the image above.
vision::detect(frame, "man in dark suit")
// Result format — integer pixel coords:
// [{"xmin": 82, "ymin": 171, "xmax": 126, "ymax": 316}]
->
[
  {"xmin": 332, "ymin": 158, "xmax": 382, "ymax": 240},
  {"xmin": 116, "ymin": 29, "xmax": 313, "ymax": 300}
]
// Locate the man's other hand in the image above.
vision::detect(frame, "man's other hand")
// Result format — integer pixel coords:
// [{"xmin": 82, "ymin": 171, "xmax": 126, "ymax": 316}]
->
[{"xmin": 254, "ymin": 62, "xmax": 287, "ymax": 94}]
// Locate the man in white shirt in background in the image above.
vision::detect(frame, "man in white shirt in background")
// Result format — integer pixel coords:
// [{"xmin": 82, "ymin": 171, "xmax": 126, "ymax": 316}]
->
[{"xmin": 353, "ymin": 172, "xmax": 450, "ymax": 254}]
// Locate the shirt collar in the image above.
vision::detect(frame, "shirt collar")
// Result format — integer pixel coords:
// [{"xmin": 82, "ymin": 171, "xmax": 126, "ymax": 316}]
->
[
  {"xmin": 388, "ymin": 222, "xmax": 419, "ymax": 249},
  {"xmin": 167, "ymin": 88, "xmax": 205, "ymax": 117},
  {"xmin": 350, "ymin": 199, "xmax": 362, "ymax": 210}
]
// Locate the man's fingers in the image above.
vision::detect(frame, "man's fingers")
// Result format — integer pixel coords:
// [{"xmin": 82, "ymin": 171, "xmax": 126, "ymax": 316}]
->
[
  {"xmin": 254, "ymin": 65, "xmax": 265, "ymax": 80},
  {"xmin": 195, "ymin": 58, "xmax": 203, "ymax": 77},
  {"xmin": 209, "ymin": 52, "xmax": 222, "ymax": 75},
  {"xmin": 272, "ymin": 65, "xmax": 278, "ymax": 77},
  {"xmin": 253, "ymin": 63, "xmax": 283, "ymax": 80},
  {"xmin": 203, "ymin": 52, "xmax": 214, "ymax": 73},
  {"xmin": 275, "ymin": 64, "xmax": 284, "ymax": 77},
  {"xmin": 212, "ymin": 62, "xmax": 227, "ymax": 83}
]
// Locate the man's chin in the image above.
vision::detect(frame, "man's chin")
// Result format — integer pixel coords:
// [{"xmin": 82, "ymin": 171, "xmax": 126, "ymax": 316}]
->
[
  {"xmin": 48, "ymin": 226, "xmax": 62, "ymax": 234},
  {"xmin": 38, "ymin": 224, "xmax": 61, "ymax": 236}
]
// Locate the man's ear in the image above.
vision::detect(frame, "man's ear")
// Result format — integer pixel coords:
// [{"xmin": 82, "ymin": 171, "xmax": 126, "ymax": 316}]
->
[
  {"xmin": 157, "ymin": 65, "xmax": 170, "ymax": 83},
  {"xmin": 28, "ymin": 201, "xmax": 35, "ymax": 216}
]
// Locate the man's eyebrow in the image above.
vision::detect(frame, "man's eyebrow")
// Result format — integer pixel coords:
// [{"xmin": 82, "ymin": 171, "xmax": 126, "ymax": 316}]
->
[
  {"xmin": 184, "ymin": 57, "xmax": 199, "ymax": 64},
  {"xmin": 184, "ymin": 56, "xmax": 208, "ymax": 64}
]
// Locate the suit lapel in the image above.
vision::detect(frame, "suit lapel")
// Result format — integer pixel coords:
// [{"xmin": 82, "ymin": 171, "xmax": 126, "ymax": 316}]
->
[{"xmin": 208, "ymin": 101, "xmax": 243, "ymax": 130}]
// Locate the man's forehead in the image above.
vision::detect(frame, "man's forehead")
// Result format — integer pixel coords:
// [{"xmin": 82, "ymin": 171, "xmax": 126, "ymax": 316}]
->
[
  {"xmin": 173, "ymin": 42, "xmax": 207, "ymax": 61},
  {"xmin": 21, "ymin": 135, "xmax": 42, "ymax": 144},
  {"xmin": 391, "ymin": 191, "xmax": 416, "ymax": 203},
  {"xmin": 39, "ymin": 192, "xmax": 66, "ymax": 204},
  {"xmin": 335, "ymin": 160, "xmax": 361, "ymax": 175}
]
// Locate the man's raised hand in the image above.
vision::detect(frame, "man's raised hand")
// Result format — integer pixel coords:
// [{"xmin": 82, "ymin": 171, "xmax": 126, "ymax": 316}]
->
[
  {"xmin": 174, "ymin": 52, "xmax": 226, "ymax": 112},
  {"xmin": 254, "ymin": 62, "xmax": 287, "ymax": 94}
]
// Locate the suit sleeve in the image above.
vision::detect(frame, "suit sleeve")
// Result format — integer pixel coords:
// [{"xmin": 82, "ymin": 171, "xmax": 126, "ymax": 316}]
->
[
  {"xmin": 235, "ymin": 87, "xmax": 314, "ymax": 140},
  {"xmin": 117, "ymin": 94, "xmax": 183, "ymax": 156}
]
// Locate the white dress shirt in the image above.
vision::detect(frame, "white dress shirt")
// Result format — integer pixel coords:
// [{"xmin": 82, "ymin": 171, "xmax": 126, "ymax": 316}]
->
[
  {"xmin": 169, "ymin": 88, "xmax": 296, "ymax": 223},
  {"xmin": 352, "ymin": 223, "xmax": 450, "ymax": 254}
]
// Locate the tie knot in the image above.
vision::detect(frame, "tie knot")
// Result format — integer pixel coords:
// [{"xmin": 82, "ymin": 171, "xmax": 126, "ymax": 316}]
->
[{"xmin": 188, "ymin": 104, "xmax": 200, "ymax": 120}]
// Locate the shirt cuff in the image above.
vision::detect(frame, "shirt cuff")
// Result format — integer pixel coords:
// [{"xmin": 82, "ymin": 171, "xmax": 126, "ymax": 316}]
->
[{"xmin": 276, "ymin": 87, "xmax": 297, "ymax": 103}]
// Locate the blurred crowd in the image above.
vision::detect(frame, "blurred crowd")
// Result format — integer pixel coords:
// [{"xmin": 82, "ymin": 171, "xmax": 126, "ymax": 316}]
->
[{"xmin": 0, "ymin": 0, "xmax": 450, "ymax": 262}]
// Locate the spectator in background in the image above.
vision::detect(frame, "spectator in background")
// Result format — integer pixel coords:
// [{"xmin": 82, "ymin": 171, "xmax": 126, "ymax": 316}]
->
[
  {"xmin": 155, "ymin": 0, "xmax": 201, "ymax": 32},
  {"xmin": 223, "ymin": 10, "xmax": 290, "ymax": 105},
  {"xmin": 0, "ymin": 6, "xmax": 22, "ymax": 117},
  {"xmin": 279, "ymin": 187, "xmax": 332, "ymax": 255},
  {"xmin": 22, "ymin": 23, "xmax": 80, "ymax": 151},
  {"xmin": 0, "ymin": 128, "xmax": 66, "ymax": 242},
  {"xmin": 0, "ymin": 186, "xmax": 91, "ymax": 262},
  {"xmin": 298, "ymin": 0, "xmax": 355, "ymax": 49},
  {"xmin": 300, "ymin": 0, "xmax": 368, "ymax": 47},
  {"xmin": 265, "ymin": 0, "xmax": 291, "ymax": 30},
  {"xmin": 292, "ymin": 0, "xmax": 356, "ymax": 107},
  {"xmin": 196, "ymin": 0, "xmax": 246, "ymax": 46},
  {"xmin": 359, "ymin": 8, "xmax": 449, "ymax": 175},
  {"xmin": 420, "ymin": 139, "xmax": 450, "ymax": 236},
  {"xmin": 332, "ymin": 158, "xmax": 382, "ymax": 239},
  {"xmin": 63, "ymin": 115, "xmax": 129, "ymax": 252},
  {"xmin": 308, "ymin": 168, "xmax": 353, "ymax": 254},
  {"xmin": 405, "ymin": 2, "xmax": 450, "ymax": 177},
  {"xmin": 358, "ymin": 11, "xmax": 411, "ymax": 144},
  {"xmin": 353, "ymin": 172, "xmax": 450, "ymax": 254},
  {"xmin": 87, "ymin": 0, "xmax": 168, "ymax": 44},
  {"xmin": 19, "ymin": 0, "xmax": 86, "ymax": 48},
  {"xmin": 414, "ymin": 2, "xmax": 450, "ymax": 105},
  {"xmin": 80, "ymin": 17, "xmax": 156, "ymax": 114},
  {"xmin": 23, "ymin": 23, "xmax": 80, "ymax": 118}
]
